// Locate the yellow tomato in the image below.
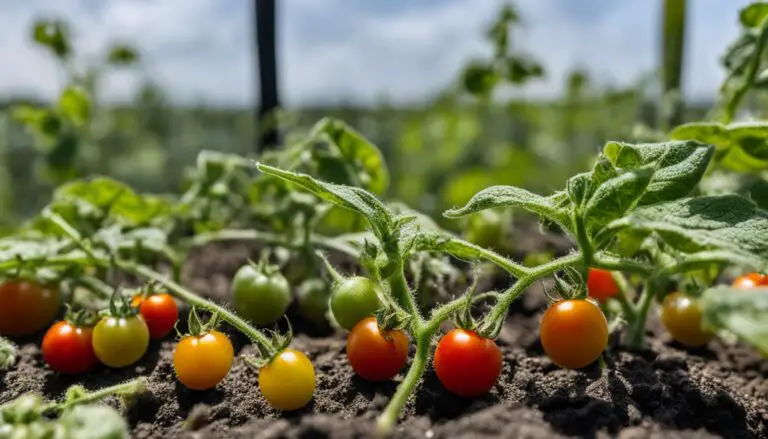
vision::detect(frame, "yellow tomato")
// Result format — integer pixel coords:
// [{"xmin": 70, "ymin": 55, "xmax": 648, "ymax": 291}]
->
[
  {"xmin": 259, "ymin": 348, "xmax": 315, "ymax": 410},
  {"xmin": 173, "ymin": 330, "xmax": 234, "ymax": 390}
]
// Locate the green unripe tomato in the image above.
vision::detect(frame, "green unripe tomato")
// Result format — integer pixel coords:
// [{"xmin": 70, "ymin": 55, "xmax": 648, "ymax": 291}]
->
[
  {"xmin": 297, "ymin": 278, "xmax": 331, "ymax": 325},
  {"xmin": 231, "ymin": 263, "xmax": 291, "ymax": 326},
  {"xmin": 464, "ymin": 210, "xmax": 506, "ymax": 251},
  {"xmin": 330, "ymin": 277, "xmax": 383, "ymax": 331}
]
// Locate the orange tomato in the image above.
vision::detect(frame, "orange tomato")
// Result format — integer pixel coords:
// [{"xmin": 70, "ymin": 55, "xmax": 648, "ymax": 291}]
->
[
  {"xmin": 540, "ymin": 299, "xmax": 608, "ymax": 369},
  {"xmin": 173, "ymin": 330, "xmax": 234, "ymax": 390}
]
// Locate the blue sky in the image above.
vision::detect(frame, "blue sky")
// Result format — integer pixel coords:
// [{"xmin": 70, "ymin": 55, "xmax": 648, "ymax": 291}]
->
[{"xmin": 0, "ymin": 0, "xmax": 755, "ymax": 107}]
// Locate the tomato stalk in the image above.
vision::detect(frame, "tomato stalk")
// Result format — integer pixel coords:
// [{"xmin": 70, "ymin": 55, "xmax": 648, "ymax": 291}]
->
[
  {"xmin": 187, "ymin": 228, "xmax": 360, "ymax": 259},
  {"xmin": 626, "ymin": 280, "xmax": 660, "ymax": 349},
  {"xmin": 43, "ymin": 377, "xmax": 148, "ymax": 414},
  {"xmin": 120, "ymin": 262, "xmax": 279, "ymax": 358}
]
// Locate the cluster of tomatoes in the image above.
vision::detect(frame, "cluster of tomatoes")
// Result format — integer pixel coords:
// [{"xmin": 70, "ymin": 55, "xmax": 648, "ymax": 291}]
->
[{"xmin": 585, "ymin": 268, "xmax": 768, "ymax": 349}]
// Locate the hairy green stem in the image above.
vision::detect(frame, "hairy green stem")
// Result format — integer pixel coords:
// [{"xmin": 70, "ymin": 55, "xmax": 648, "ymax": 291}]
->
[
  {"xmin": 722, "ymin": 16, "xmax": 768, "ymax": 123},
  {"xmin": 375, "ymin": 337, "xmax": 430, "ymax": 436},
  {"xmin": 387, "ymin": 260, "xmax": 422, "ymax": 324},
  {"xmin": 42, "ymin": 377, "xmax": 148, "ymax": 414},
  {"xmin": 627, "ymin": 280, "xmax": 658, "ymax": 348},
  {"xmin": 121, "ymin": 262, "xmax": 277, "ymax": 357},
  {"xmin": 610, "ymin": 271, "xmax": 637, "ymax": 320},
  {"xmin": 574, "ymin": 213, "xmax": 593, "ymax": 277},
  {"xmin": 593, "ymin": 253, "xmax": 653, "ymax": 277},
  {"xmin": 439, "ymin": 238, "xmax": 529, "ymax": 278}
]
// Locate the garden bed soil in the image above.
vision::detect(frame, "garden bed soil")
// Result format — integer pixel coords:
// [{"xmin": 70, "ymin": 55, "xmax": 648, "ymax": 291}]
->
[{"xmin": 1, "ymin": 237, "xmax": 767, "ymax": 439}]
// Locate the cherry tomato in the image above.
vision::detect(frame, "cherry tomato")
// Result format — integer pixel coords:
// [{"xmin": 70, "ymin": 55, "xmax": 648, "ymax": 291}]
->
[
  {"xmin": 0, "ymin": 280, "xmax": 61, "ymax": 337},
  {"xmin": 259, "ymin": 348, "xmax": 316, "ymax": 410},
  {"xmin": 131, "ymin": 293, "xmax": 178, "ymax": 339},
  {"xmin": 540, "ymin": 299, "xmax": 608, "ymax": 369},
  {"xmin": 92, "ymin": 315, "xmax": 150, "ymax": 368},
  {"xmin": 732, "ymin": 273, "xmax": 768, "ymax": 289},
  {"xmin": 433, "ymin": 329, "xmax": 502, "ymax": 397},
  {"xmin": 174, "ymin": 330, "xmax": 234, "ymax": 390},
  {"xmin": 232, "ymin": 264, "xmax": 291, "ymax": 326},
  {"xmin": 297, "ymin": 278, "xmax": 330, "ymax": 326},
  {"xmin": 330, "ymin": 277, "xmax": 382, "ymax": 331},
  {"xmin": 346, "ymin": 317, "xmax": 409, "ymax": 381},
  {"xmin": 660, "ymin": 292, "xmax": 714, "ymax": 347},
  {"xmin": 587, "ymin": 268, "xmax": 620, "ymax": 302},
  {"xmin": 42, "ymin": 320, "xmax": 98, "ymax": 374}
]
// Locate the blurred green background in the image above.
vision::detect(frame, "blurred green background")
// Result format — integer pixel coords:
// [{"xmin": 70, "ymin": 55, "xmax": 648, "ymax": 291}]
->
[{"xmin": 0, "ymin": 1, "xmax": 757, "ymax": 230}]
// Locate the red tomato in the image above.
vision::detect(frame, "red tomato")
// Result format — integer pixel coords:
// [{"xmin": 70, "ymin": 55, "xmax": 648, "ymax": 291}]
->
[
  {"xmin": 132, "ymin": 294, "xmax": 179, "ymax": 339},
  {"xmin": 586, "ymin": 268, "xmax": 620, "ymax": 302},
  {"xmin": 732, "ymin": 273, "xmax": 768, "ymax": 289},
  {"xmin": 42, "ymin": 321, "xmax": 98, "ymax": 374},
  {"xmin": 346, "ymin": 317, "xmax": 409, "ymax": 381},
  {"xmin": 433, "ymin": 329, "xmax": 502, "ymax": 397},
  {"xmin": 0, "ymin": 280, "xmax": 61, "ymax": 337},
  {"xmin": 540, "ymin": 299, "xmax": 608, "ymax": 369}
]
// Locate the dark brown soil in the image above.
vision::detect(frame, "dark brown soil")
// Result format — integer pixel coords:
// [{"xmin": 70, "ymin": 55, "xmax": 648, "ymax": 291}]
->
[{"xmin": 2, "ymin": 238, "xmax": 767, "ymax": 439}]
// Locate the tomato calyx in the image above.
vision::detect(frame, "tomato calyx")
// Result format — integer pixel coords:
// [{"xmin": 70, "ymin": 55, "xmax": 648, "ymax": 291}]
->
[
  {"xmin": 547, "ymin": 267, "xmax": 588, "ymax": 302},
  {"xmin": 373, "ymin": 305, "xmax": 412, "ymax": 342},
  {"xmin": 245, "ymin": 318, "xmax": 294, "ymax": 369},
  {"xmin": 451, "ymin": 269, "xmax": 482, "ymax": 333},
  {"xmin": 102, "ymin": 286, "xmax": 140, "ymax": 319},
  {"xmin": 184, "ymin": 306, "xmax": 220, "ymax": 338},
  {"xmin": 63, "ymin": 304, "xmax": 97, "ymax": 328}
]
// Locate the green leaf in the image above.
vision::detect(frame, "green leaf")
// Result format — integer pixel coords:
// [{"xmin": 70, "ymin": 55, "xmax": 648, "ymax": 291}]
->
[
  {"xmin": 670, "ymin": 121, "xmax": 768, "ymax": 171},
  {"xmin": 701, "ymin": 286, "xmax": 768, "ymax": 356},
  {"xmin": 58, "ymin": 404, "xmax": 129, "ymax": 439},
  {"xmin": 58, "ymin": 86, "xmax": 91, "ymax": 126},
  {"xmin": 583, "ymin": 169, "xmax": 652, "ymax": 231},
  {"xmin": 461, "ymin": 61, "xmax": 499, "ymax": 97},
  {"xmin": 311, "ymin": 118, "xmax": 389, "ymax": 194},
  {"xmin": 603, "ymin": 140, "xmax": 714, "ymax": 205},
  {"xmin": 604, "ymin": 195, "xmax": 768, "ymax": 266},
  {"xmin": 566, "ymin": 172, "xmax": 590, "ymax": 207},
  {"xmin": 443, "ymin": 185, "xmax": 570, "ymax": 229},
  {"xmin": 106, "ymin": 44, "xmax": 139, "ymax": 65},
  {"xmin": 256, "ymin": 163, "xmax": 394, "ymax": 240},
  {"xmin": 32, "ymin": 19, "xmax": 71, "ymax": 58},
  {"xmin": 740, "ymin": 2, "xmax": 768, "ymax": 28}
]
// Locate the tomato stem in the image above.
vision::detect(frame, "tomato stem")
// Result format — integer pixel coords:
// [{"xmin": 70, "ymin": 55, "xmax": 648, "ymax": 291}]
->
[
  {"xmin": 609, "ymin": 271, "xmax": 637, "ymax": 320},
  {"xmin": 386, "ymin": 260, "xmax": 422, "ymax": 325},
  {"xmin": 43, "ymin": 377, "xmax": 148, "ymax": 414},
  {"xmin": 186, "ymin": 228, "xmax": 360, "ymax": 259},
  {"xmin": 121, "ymin": 262, "xmax": 278, "ymax": 357},
  {"xmin": 627, "ymin": 280, "xmax": 658, "ymax": 349},
  {"xmin": 375, "ymin": 336, "xmax": 431, "ymax": 437},
  {"xmin": 439, "ymin": 238, "xmax": 529, "ymax": 278}
]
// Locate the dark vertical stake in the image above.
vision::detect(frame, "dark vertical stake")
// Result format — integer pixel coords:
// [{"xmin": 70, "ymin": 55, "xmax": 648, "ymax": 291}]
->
[
  {"xmin": 661, "ymin": 0, "xmax": 687, "ymax": 129},
  {"xmin": 255, "ymin": 0, "xmax": 280, "ymax": 151}
]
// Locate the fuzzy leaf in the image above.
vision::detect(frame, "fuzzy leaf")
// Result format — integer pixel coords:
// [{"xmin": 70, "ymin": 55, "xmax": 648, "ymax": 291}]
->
[
  {"xmin": 58, "ymin": 404, "xmax": 129, "ymax": 439},
  {"xmin": 584, "ymin": 169, "xmax": 652, "ymax": 231},
  {"xmin": 740, "ymin": 2, "xmax": 768, "ymax": 28},
  {"xmin": 603, "ymin": 140, "xmax": 714, "ymax": 205},
  {"xmin": 311, "ymin": 118, "xmax": 389, "ymax": 195},
  {"xmin": 670, "ymin": 122, "xmax": 768, "ymax": 171},
  {"xmin": 443, "ymin": 185, "xmax": 569, "ymax": 228},
  {"xmin": 701, "ymin": 287, "xmax": 768, "ymax": 356},
  {"xmin": 604, "ymin": 195, "xmax": 768, "ymax": 267},
  {"xmin": 256, "ymin": 163, "xmax": 394, "ymax": 240}
]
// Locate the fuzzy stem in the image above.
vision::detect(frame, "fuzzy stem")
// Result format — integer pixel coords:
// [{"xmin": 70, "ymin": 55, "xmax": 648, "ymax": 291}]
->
[
  {"xmin": 44, "ymin": 377, "xmax": 148, "ymax": 414},
  {"xmin": 376, "ymin": 336, "xmax": 430, "ymax": 436},
  {"xmin": 439, "ymin": 238, "xmax": 529, "ymax": 278},
  {"xmin": 627, "ymin": 280, "xmax": 657, "ymax": 348},
  {"xmin": 121, "ymin": 262, "xmax": 277, "ymax": 357},
  {"xmin": 610, "ymin": 271, "xmax": 637, "ymax": 320},
  {"xmin": 721, "ymin": 16, "xmax": 768, "ymax": 123},
  {"xmin": 387, "ymin": 260, "xmax": 422, "ymax": 324}
]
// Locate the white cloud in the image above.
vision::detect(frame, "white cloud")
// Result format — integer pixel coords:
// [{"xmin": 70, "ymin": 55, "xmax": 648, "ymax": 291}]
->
[{"xmin": 0, "ymin": 0, "xmax": 757, "ymax": 107}]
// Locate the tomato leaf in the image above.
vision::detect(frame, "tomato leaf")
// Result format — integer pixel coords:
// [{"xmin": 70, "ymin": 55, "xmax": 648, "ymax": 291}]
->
[
  {"xmin": 740, "ymin": 2, "xmax": 768, "ymax": 28},
  {"xmin": 310, "ymin": 118, "xmax": 389, "ymax": 195},
  {"xmin": 670, "ymin": 121, "xmax": 768, "ymax": 171},
  {"xmin": 583, "ymin": 169, "xmax": 652, "ymax": 232},
  {"xmin": 57, "ymin": 86, "xmax": 91, "ymax": 127},
  {"xmin": 256, "ymin": 163, "xmax": 395, "ymax": 241},
  {"xmin": 603, "ymin": 140, "xmax": 714, "ymax": 205},
  {"xmin": 701, "ymin": 286, "xmax": 768, "ymax": 356},
  {"xmin": 106, "ymin": 44, "xmax": 139, "ymax": 66},
  {"xmin": 603, "ymin": 195, "xmax": 768, "ymax": 267},
  {"xmin": 58, "ymin": 404, "xmax": 130, "ymax": 439},
  {"xmin": 443, "ymin": 185, "xmax": 570, "ymax": 230}
]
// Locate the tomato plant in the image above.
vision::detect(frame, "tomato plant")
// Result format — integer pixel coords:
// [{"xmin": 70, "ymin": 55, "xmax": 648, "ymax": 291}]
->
[
  {"xmin": 346, "ymin": 316, "xmax": 409, "ymax": 381},
  {"xmin": 660, "ymin": 292, "xmax": 714, "ymax": 347},
  {"xmin": 258, "ymin": 348, "xmax": 316, "ymax": 411},
  {"xmin": 231, "ymin": 261, "xmax": 291, "ymax": 326},
  {"xmin": 173, "ymin": 309, "xmax": 234, "ymax": 390},
  {"xmin": 131, "ymin": 292, "xmax": 178, "ymax": 339},
  {"xmin": 433, "ymin": 329, "xmax": 502, "ymax": 397},
  {"xmin": 329, "ymin": 277, "xmax": 383, "ymax": 331},
  {"xmin": 586, "ymin": 268, "xmax": 620, "ymax": 302},
  {"xmin": 42, "ymin": 310, "xmax": 98, "ymax": 374},
  {"xmin": 539, "ymin": 299, "xmax": 608, "ymax": 369},
  {"xmin": 0, "ymin": 280, "xmax": 61, "ymax": 337}
]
